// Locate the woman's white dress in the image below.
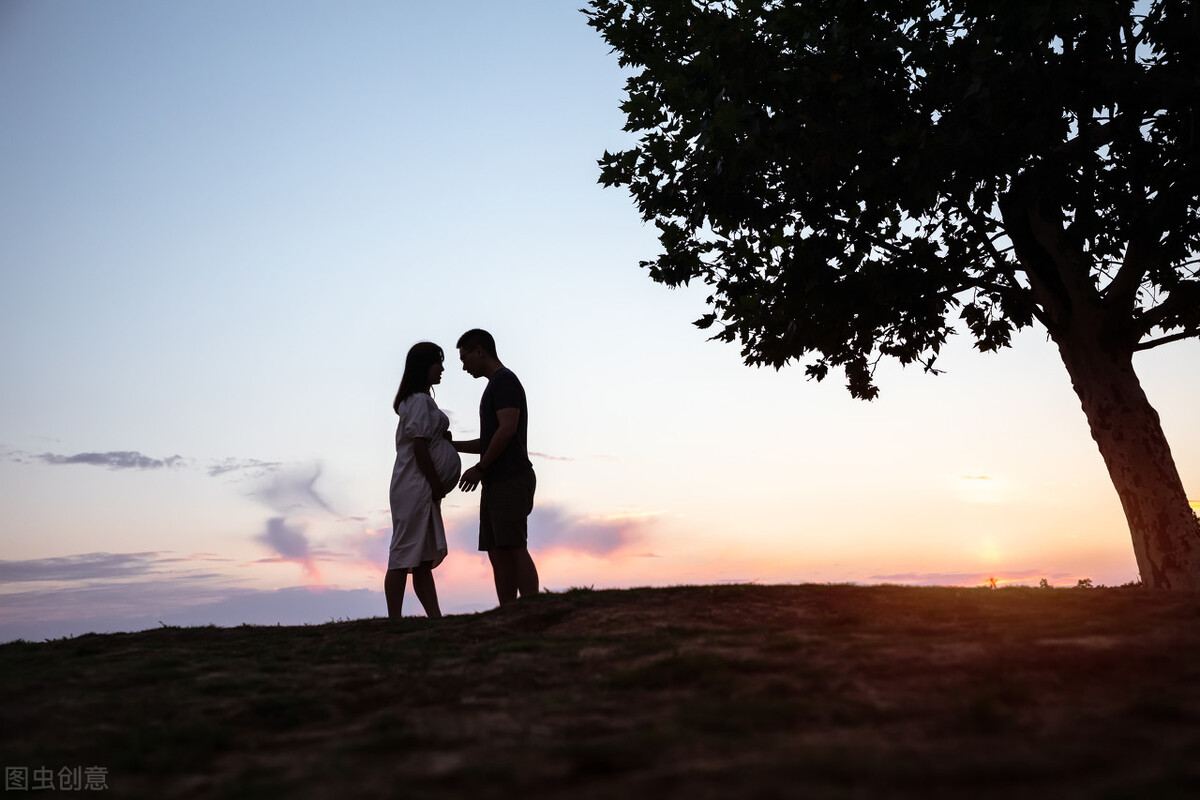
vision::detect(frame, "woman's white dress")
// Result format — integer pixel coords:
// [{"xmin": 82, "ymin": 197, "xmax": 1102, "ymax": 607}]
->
[{"xmin": 389, "ymin": 393, "xmax": 461, "ymax": 571}]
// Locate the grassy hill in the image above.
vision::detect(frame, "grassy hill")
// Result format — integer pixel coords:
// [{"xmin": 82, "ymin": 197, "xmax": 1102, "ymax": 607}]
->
[{"xmin": 3, "ymin": 584, "xmax": 1200, "ymax": 798}]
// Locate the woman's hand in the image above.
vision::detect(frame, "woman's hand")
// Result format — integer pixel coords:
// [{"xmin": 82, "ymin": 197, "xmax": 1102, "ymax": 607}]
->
[{"xmin": 413, "ymin": 437, "xmax": 446, "ymax": 503}]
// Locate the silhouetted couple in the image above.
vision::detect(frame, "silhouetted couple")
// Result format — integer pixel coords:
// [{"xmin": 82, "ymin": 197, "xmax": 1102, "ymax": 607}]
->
[{"xmin": 385, "ymin": 329, "xmax": 539, "ymax": 618}]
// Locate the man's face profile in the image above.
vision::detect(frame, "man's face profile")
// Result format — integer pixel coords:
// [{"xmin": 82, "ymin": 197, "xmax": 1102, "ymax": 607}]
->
[{"xmin": 459, "ymin": 346, "xmax": 484, "ymax": 378}]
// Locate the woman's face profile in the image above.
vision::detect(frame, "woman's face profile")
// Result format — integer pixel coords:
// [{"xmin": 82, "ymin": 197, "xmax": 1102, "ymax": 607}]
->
[{"xmin": 427, "ymin": 359, "xmax": 445, "ymax": 386}]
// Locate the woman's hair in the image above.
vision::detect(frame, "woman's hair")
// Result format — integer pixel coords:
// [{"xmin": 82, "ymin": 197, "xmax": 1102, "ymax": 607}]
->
[{"xmin": 393, "ymin": 341, "xmax": 444, "ymax": 413}]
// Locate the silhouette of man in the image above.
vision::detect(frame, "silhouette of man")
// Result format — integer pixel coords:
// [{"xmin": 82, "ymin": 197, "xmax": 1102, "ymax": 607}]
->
[{"xmin": 453, "ymin": 329, "xmax": 539, "ymax": 604}]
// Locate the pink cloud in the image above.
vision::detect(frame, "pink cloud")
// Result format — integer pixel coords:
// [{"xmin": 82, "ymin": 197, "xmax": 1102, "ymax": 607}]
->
[
  {"xmin": 255, "ymin": 517, "xmax": 323, "ymax": 583},
  {"xmin": 439, "ymin": 503, "xmax": 655, "ymax": 558}
]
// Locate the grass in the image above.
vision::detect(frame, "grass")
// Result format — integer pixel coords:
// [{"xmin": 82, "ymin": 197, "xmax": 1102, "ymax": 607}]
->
[{"xmin": 3, "ymin": 584, "xmax": 1200, "ymax": 797}]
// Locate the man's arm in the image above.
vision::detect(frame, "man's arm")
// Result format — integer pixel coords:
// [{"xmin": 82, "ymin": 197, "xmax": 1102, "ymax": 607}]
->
[
  {"xmin": 453, "ymin": 438, "xmax": 481, "ymax": 455},
  {"xmin": 458, "ymin": 408, "xmax": 519, "ymax": 492}
]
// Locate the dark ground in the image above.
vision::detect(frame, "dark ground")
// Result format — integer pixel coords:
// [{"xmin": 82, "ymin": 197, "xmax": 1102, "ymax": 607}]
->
[{"xmin": 3, "ymin": 584, "xmax": 1200, "ymax": 798}]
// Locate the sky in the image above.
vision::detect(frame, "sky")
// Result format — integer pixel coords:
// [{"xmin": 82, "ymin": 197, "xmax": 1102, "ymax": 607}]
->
[{"xmin": 2, "ymin": 1, "xmax": 1197, "ymax": 642}]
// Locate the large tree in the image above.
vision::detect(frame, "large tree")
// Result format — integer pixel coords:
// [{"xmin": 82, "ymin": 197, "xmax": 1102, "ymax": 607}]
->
[{"xmin": 585, "ymin": 0, "xmax": 1200, "ymax": 587}]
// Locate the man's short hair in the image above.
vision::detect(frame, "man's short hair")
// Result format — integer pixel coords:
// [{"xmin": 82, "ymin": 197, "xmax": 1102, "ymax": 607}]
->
[{"xmin": 457, "ymin": 328, "xmax": 497, "ymax": 357}]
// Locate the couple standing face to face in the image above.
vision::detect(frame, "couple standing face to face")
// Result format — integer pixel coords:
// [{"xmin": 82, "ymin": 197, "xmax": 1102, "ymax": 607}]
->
[
  {"xmin": 412, "ymin": 343, "xmax": 481, "ymax": 386},
  {"xmin": 391, "ymin": 330, "xmax": 539, "ymax": 610}
]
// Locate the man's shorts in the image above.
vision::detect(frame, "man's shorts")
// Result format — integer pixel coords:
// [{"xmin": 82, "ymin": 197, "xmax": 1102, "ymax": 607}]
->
[{"xmin": 479, "ymin": 468, "xmax": 536, "ymax": 551}]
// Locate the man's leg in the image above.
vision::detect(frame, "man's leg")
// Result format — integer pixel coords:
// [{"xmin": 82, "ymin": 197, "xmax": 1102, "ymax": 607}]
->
[
  {"xmin": 488, "ymin": 547, "xmax": 539, "ymax": 604},
  {"xmin": 516, "ymin": 548, "xmax": 539, "ymax": 598},
  {"xmin": 384, "ymin": 568, "xmax": 408, "ymax": 618},
  {"xmin": 482, "ymin": 470, "xmax": 537, "ymax": 605},
  {"xmin": 488, "ymin": 549, "xmax": 520, "ymax": 605}
]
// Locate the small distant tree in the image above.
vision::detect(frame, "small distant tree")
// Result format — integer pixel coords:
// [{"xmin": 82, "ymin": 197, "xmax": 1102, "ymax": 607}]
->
[{"xmin": 586, "ymin": 0, "xmax": 1200, "ymax": 588}]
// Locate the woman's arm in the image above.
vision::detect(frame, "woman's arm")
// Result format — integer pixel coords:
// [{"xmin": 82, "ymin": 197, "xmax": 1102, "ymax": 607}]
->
[{"xmin": 412, "ymin": 437, "xmax": 445, "ymax": 501}]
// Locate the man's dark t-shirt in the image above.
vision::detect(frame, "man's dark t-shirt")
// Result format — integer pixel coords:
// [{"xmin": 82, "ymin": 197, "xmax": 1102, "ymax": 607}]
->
[{"xmin": 480, "ymin": 367, "xmax": 531, "ymax": 482}]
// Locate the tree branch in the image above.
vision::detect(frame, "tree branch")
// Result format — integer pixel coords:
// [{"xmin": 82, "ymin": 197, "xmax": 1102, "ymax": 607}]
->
[
  {"xmin": 963, "ymin": 277, "xmax": 1054, "ymax": 330},
  {"xmin": 1133, "ymin": 327, "xmax": 1200, "ymax": 351},
  {"xmin": 1106, "ymin": 235, "xmax": 1152, "ymax": 314},
  {"xmin": 998, "ymin": 178, "xmax": 1078, "ymax": 334},
  {"xmin": 958, "ymin": 204, "xmax": 1036, "ymax": 309},
  {"xmin": 961, "ymin": 204, "xmax": 1011, "ymax": 272},
  {"xmin": 1137, "ymin": 281, "xmax": 1200, "ymax": 331}
]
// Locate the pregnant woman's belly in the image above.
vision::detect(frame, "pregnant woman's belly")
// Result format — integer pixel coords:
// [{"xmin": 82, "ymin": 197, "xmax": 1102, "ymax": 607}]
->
[{"xmin": 429, "ymin": 437, "xmax": 462, "ymax": 493}]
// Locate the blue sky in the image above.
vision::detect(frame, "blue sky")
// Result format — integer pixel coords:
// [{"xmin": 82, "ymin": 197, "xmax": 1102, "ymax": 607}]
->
[{"xmin": 1, "ymin": 1, "xmax": 1197, "ymax": 642}]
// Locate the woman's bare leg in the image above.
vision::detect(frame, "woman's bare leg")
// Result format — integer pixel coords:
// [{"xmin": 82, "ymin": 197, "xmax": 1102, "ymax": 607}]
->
[
  {"xmin": 384, "ymin": 568, "xmax": 408, "ymax": 618},
  {"xmin": 412, "ymin": 564, "xmax": 442, "ymax": 619}
]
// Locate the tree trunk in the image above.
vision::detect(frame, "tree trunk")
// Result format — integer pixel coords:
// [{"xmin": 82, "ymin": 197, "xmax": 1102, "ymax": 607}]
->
[
  {"xmin": 1000, "ymin": 185, "xmax": 1200, "ymax": 589},
  {"xmin": 1053, "ymin": 329, "xmax": 1200, "ymax": 589}
]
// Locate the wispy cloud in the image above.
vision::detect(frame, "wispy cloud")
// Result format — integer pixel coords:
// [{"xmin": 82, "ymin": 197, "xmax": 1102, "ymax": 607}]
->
[
  {"xmin": 242, "ymin": 464, "xmax": 338, "ymax": 583},
  {"xmin": 256, "ymin": 517, "xmax": 322, "ymax": 582},
  {"xmin": 258, "ymin": 519, "xmax": 313, "ymax": 562},
  {"xmin": 528, "ymin": 453, "xmax": 624, "ymax": 463},
  {"xmin": 207, "ymin": 458, "xmax": 283, "ymax": 478},
  {"xmin": 29, "ymin": 451, "xmax": 184, "ymax": 470},
  {"xmin": 0, "ymin": 580, "xmax": 392, "ymax": 642},
  {"xmin": 0, "ymin": 552, "xmax": 239, "ymax": 585},
  {"xmin": 0, "ymin": 552, "xmax": 172, "ymax": 583},
  {"xmin": 6, "ymin": 442, "xmax": 343, "ymax": 586},
  {"xmin": 249, "ymin": 464, "xmax": 335, "ymax": 515},
  {"xmin": 0, "ymin": 549, "xmax": 402, "ymax": 642},
  {"xmin": 528, "ymin": 505, "xmax": 657, "ymax": 557},
  {"xmin": 6, "ymin": 446, "xmax": 288, "ymax": 479},
  {"xmin": 442, "ymin": 503, "xmax": 657, "ymax": 558}
]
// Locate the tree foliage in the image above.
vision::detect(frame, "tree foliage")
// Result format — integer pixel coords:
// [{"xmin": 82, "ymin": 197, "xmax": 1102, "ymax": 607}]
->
[{"xmin": 585, "ymin": 0, "xmax": 1200, "ymax": 399}]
